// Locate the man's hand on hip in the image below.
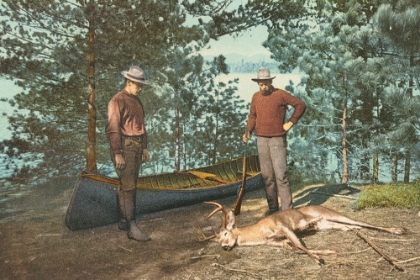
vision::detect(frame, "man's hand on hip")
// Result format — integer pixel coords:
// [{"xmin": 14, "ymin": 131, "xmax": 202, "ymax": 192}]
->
[{"xmin": 283, "ymin": 121, "xmax": 294, "ymax": 132}]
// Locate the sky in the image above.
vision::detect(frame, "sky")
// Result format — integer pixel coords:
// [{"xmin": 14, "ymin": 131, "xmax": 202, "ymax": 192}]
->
[
  {"xmin": 199, "ymin": 25, "xmax": 271, "ymax": 57},
  {"xmin": 186, "ymin": 0, "xmax": 272, "ymax": 58}
]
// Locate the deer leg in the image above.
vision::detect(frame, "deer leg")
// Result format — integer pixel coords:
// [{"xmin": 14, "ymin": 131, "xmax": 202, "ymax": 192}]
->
[
  {"xmin": 315, "ymin": 219, "xmax": 361, "ymax": 231},
  {"xmin": 297, "ymin": 216, "xmax": 322, "ymax": 231},
  {"xmin": 300, "ymin": 206, "xmax": 404, "ymax": 235},
  {"xmin": 271, "ymin": 238, "xmax": 337, "ymax": 256},
  {"xmin": 281, "ymin": 227, "xmax": 325, "ymax": 265},
  {"xmin": 325, "ymin": 216, "xmax": 404, "ymax": 235},
  {"xmin": 307, "ymin": 249, "xmax": 337, "ymax": 255}
]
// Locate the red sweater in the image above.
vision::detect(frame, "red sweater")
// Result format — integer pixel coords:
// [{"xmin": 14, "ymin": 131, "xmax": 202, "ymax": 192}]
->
[
  {"xmin": 246, "ymin": 88, "xmax": 306, "ymax": 137},
  {"xmin": 106, "ymin": 90, "xmax": 147, "ymax": 154}
]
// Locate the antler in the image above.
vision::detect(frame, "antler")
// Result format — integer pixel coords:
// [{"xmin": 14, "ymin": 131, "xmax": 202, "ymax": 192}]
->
[
  {"xmin": 194, "ymin": 225, "xmax": 217, "ymax": 242},
  {"xmin": 203, "ymin": 201, "xmax": 228, "ymax": 228},
  {"xmin": 194, "ymin": 202, "xmax": 229, "ymax": 242}
]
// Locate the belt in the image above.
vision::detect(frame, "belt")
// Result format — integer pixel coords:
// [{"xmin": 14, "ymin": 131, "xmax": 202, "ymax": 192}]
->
[{"xmin": 122, "ymin": 135, "xmax": 143, "ymax": 142}]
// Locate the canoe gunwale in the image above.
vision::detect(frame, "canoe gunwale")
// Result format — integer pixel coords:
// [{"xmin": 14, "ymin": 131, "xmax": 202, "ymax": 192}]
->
[{"xmin": 79, "ymin": 155, "xmax": 260, "ymax": 191}]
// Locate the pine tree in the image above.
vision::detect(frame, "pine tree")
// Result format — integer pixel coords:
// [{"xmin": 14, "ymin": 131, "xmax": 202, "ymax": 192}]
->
[
  {"xmin": 375, "ymin": 0, "xmax": 420, "ymax": 182},
  {"xmin": 0, "ymin": 0, "xmax": 251, "ymax": 179},
  {"xmin": 260, "ymin": 0, "xmax": 419, "ymax": 183}
]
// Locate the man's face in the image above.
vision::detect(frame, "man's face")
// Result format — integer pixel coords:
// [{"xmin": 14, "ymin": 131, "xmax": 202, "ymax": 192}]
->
[
  {"xmin": 127, "ymin": 80, "xmax": 143, "ymax": 95},
  {"xmin": 258, "ymin": 80, "xmax": 272, "ymax": 94}
]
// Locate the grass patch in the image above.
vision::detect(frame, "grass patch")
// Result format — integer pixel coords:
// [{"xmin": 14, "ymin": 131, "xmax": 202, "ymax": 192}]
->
[{"xmin": 356, "ymin": 180, "xmax": 420, "ymax": 209}]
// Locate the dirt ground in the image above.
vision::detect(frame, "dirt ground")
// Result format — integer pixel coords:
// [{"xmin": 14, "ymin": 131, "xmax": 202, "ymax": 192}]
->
[{"xmin": 1, "ymin": 180, "xmax": 419, "ymax": 280}]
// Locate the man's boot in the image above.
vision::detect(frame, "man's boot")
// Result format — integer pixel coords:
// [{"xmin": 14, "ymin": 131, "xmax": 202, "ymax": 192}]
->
[
  {"xmin": 117, "ymin": 191, "xmax": 129, "ymax": 231},
  {"xmin": 119, "ymin": 189, "xmax": 151, "ymax": 242},
  {"xmin": 265, "ymin": 184, "xmax": 279, "ymax": 215}
]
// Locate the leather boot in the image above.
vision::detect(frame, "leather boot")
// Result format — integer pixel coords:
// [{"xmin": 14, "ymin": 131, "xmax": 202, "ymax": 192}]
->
[
  {"xmin": 117, "ymin": 190, "xmax": 129, "ymax": 230},
  {"xmin": 265, "ymin": 184, "xmax": 279, "ymax": 212},
  {"xmin": 118, "ymin": 220, "xmax": 129, "ymax": 231},
  {"xmin": 119, "ymin": 189, "xmax": 151, "ymax": 242},
  {"xmin": 127, "ymin": 220, "xmax": 151, "ymax": 242}
]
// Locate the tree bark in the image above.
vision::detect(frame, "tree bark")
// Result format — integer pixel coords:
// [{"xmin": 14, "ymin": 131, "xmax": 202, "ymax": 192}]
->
[
  {"xmin": 404, "ymin": 150, "xmax": 410, "ymax": 183},
  {"xmin": 341, "ymin": 72, "xmax": 348, "ymax": 184},
  {"xmin": 86, "ymin": 4, "xmax": 97, "ymax": 173},
  {"xmin": 174, "ymin": 91, "xmax": 181, "ymax": 172},
  {"xmin": 391, "ymin": 153, "xmax": 398, "ymax": 182},
  {"xmin": 341, "ymin": 105, "xmax": 348, "ymax": 184},
  {"xmin": 373, "ymin": 152, "xmax": 379, "ymax": 184}
]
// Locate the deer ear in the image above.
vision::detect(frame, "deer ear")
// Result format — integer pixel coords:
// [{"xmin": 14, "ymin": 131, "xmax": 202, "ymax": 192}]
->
[{"xmin": 226, "ymin": 211, "xmax": 236, "ymax": 230}]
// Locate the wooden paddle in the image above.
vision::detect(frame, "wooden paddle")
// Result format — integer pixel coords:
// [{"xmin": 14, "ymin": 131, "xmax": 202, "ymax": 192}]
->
[
  {"xmin": 181, "ymin": 170, "xmax": 228, "ymax": 184},
  {"xmin": 232, "ymin": 141, "xmax": 247, "ymax": 215}
]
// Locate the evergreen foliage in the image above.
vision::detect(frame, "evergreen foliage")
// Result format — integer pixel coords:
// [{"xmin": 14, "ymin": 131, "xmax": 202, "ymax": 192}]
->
[
  {"xmin": 0, "ymin": 0, "xmax": 249, "ymax": 178},
  {"xmin": 262, "ymin": 0, "xmax": 420, "ymax": 183}
]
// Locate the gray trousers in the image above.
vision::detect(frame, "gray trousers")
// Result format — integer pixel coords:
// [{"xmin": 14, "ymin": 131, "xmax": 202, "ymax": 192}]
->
[{"xmin": 257, "ymin": 136, "xmax": 292, "ymax": 211}]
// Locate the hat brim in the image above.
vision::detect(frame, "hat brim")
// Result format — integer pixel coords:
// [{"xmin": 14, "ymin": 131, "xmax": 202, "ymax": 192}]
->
[
  {"xmin": 121, "ymin": 71, "xmax": 149, "ymax": 85},
  {"xmin": 251, "ymin": 76, "xmax": 276, "ymax": 82}
]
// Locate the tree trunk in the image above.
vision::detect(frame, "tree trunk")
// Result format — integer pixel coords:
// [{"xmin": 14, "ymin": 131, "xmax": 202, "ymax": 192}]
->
[
  {"xmin": 373, "ymin": 152, "xmax": 379, "ymax": 184},
  {"xmin": 391, "ymin": 153, "xmax": 398, "ymax": 182},
  {"xmin": 86, "ymin": 7, "xmax": 97, "ymax": 173},
  {"xmin": 341, "ymin": 105, "xmax": 348, "ymax": 184},
  {"xmin": 341, "ymin": 71, "xmax": 348, "ymax": 184},
  {"xmin": 404, "ymin": 150, "xmax": 410, "ymax": 183},
  {"xmin": 174, "ymin": 91, "xmax": 181, "ymax": 172},
  {"xmin": 361, "ymin": 154, "xmax": 371, "ymax": 181}
]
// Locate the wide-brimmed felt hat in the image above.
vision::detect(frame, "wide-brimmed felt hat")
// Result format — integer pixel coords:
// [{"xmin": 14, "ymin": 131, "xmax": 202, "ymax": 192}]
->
[
  {"xmin": 251, "ymin": 68, "xmax": 276, "ymax": 81},
  {"xmin": 121, "ymin": 66, "xmax": 149, "ymax": 85}
]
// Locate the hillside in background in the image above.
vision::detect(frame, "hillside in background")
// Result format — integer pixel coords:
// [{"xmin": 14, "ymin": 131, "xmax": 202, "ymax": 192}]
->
[{"xmin": 203, "ymin": 53, "xmax": 278, "ymax": 73}]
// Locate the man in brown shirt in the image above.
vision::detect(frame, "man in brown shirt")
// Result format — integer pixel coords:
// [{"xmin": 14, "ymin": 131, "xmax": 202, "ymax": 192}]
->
[
  {"xmin": 106, "ymin": 66, "xmax": 151, "ymax": 241},
  {"xmin": 243, "ymin": 68, "xmax": 306, "ymax": 215}
]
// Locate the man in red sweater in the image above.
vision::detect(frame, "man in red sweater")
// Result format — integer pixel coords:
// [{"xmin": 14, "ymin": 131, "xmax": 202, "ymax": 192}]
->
[
  {"xmin": 243, "ymin": 68, "xmax": 306, "ymax": 215},
  {"xmin": 106, "ymin": 66, "xmax": 151, "ymax": 241}
]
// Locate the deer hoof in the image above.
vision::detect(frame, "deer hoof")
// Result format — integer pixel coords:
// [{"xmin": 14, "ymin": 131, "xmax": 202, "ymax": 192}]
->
[{"xmin": 392, "ymin": 227, "xmax": 405, "ymax": 235}]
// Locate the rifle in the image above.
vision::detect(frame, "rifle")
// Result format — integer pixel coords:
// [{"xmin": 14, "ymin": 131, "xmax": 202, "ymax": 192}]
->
[{"xmin": 232, "ymin": 141, "xmax": 247, "ymax": 215}]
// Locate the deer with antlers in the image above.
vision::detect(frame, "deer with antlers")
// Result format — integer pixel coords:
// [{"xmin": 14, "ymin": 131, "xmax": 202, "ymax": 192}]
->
[{"xmin": 195, "ymin": 202, "xmax": 405, "ymax": 265}]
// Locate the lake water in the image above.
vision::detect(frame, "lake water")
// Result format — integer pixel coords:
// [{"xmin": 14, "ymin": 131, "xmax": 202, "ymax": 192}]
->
[{"xmin": 0, "ymin": 78, "xmax": 22, "ymax": 141}]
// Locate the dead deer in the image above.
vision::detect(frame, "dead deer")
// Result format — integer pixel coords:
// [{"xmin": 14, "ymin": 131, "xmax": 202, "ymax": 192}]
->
[{"xmin": 195, "ymin": 202, "xmax": 405, "ymax": 265}]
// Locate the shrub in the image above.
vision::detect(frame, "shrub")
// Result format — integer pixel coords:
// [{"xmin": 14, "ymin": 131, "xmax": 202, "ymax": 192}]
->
[{"xmin": 356, "ymin": 180, "xmax": 420, "ymax": 209}]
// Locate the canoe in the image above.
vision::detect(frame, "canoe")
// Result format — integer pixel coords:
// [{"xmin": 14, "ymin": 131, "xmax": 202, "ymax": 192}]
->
[{"xmin": 65, "ymin": 155, "xmax": 263, "ymax": 231}]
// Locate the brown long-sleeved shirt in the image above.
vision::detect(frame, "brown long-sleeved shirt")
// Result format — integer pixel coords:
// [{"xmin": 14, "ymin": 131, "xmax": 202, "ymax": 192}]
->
[
  {"xmin": 246, "ymin": 88, "xmax": 306, "ymax": 137},
  {"xmin": 106, "ymin": 89, "xmax": 147, "ymax": 154}
]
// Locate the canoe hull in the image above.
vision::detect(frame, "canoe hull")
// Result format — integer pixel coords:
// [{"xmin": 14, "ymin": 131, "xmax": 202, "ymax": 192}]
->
[{"xmin": 65, "ymin": 157, "xmax": 263, "ymax": 231}]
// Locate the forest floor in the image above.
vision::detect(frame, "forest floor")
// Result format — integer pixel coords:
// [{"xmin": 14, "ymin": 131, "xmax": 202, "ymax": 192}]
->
[{"xmin": 1, "ymin": 178, "xmax": 420, "ymax": 280}]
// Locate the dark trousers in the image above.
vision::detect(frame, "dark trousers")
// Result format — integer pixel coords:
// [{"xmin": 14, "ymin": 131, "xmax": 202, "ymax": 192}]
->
[
  {"xmin": 111, "ymin": 136, "xmax": 143, "ymax": 191},
  {"xmin": 257, "ymin": 136, "xmax": 292, "ymax": 211}
]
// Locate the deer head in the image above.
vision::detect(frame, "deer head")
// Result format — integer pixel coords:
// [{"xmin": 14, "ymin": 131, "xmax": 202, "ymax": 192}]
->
[{"xmin": 195, "ymin": 202, "xmax": 238, "ymax": 250}]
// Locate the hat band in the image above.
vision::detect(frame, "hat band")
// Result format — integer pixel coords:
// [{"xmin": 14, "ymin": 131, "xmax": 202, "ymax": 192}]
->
[{"xmin": 126, "ymin": 73, "xmax": 145, "ymax": 82}]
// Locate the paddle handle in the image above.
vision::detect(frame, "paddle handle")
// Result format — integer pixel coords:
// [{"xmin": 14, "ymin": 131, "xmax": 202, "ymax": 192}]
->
[{"xmin": 232, "ymin": 142, "xmax": 247, "ymax": 215}]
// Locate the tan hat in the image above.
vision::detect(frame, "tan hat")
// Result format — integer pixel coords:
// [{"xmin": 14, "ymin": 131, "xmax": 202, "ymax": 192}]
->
[
  {"xmin": 121, "ymin": 66, "xmax": 149, "ymax": 85},
  {"xmin": 251, "ymin": 68, "xmax": 276, "ymax": 81}
]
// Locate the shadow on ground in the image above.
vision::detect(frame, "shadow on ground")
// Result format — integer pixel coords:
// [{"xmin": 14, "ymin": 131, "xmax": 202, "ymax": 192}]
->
[{"xmin": 1, "ymin": 179, "xmax": 419, "ymax": 280}]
